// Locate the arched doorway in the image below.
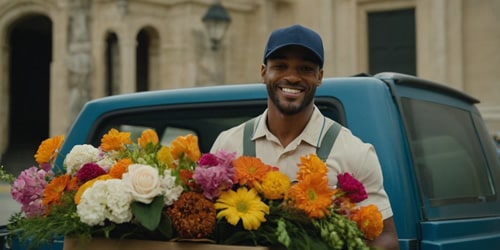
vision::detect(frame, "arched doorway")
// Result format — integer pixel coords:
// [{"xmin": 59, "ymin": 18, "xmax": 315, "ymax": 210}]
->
[
  {"xmin": 1, "ymin": 15, "xmax": 52, "ymax": 175},
  {"xmin": 136, "ymin": 27, "xmax": 160, "ymax": 91}
]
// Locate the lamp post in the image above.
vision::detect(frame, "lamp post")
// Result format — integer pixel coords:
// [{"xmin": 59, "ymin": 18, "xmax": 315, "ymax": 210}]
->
[{"xmin": 202, "ymin": 1, "xmax": 231, "ymax": 51}]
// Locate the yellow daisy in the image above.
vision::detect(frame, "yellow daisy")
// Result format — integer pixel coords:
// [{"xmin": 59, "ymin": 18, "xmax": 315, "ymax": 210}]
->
[{"xmin": 215, "ymin": 187, "xmax": 269, "ymax": 230}]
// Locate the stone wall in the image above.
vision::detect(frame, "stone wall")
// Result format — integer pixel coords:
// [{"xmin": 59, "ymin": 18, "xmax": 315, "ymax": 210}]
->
[{"xmin": 0, "ymin": 0, "xmax": 499, "ymax": 157}]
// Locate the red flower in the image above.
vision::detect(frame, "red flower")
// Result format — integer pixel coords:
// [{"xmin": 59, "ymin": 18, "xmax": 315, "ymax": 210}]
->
[{"xmin": 337, "ymin": 173, "xmax": 367, "ymax": 203}]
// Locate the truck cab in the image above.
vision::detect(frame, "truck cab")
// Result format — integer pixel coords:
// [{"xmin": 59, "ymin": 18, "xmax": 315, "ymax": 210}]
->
[{"xmin": 17, "ymin": 72, "xmax": 500, "ymax": 249}]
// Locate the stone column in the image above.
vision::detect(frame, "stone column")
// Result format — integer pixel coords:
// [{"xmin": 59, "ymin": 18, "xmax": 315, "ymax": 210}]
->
[{"xmin": 66, "ymin": 0, "xmax": 92, "ymax": 124}]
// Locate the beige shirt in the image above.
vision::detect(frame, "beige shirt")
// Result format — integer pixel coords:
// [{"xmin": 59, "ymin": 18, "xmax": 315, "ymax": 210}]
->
[{"xmin": 211, "ymin": 106, "xmax": 393, "ymax": 219}]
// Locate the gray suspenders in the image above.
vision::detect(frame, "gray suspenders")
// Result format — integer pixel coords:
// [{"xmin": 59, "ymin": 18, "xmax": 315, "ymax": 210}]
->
[{"xmin": 242, "ymin": 117, "xmax": 341, "ymax": 161}]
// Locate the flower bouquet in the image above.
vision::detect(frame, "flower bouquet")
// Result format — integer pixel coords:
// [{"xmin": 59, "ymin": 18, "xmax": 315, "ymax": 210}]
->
[{"xmin": 1, "ymin": 128, "xmax": 383, "ymax": 250}]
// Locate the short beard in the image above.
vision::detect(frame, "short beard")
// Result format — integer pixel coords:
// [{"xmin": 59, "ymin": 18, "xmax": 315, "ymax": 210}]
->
[{"xmin": 269, "ymin": 90, "xmax": 315, "ymax": 115}]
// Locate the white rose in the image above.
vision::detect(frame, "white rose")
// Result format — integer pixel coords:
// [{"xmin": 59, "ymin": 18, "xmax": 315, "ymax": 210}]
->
[
  {"xmin": 64, "ymin": 144, "xmax": 101, "ymax": 175},
  {"xmin": 122, "ymin": 164, "xmax": 161, "ymax": 204}
]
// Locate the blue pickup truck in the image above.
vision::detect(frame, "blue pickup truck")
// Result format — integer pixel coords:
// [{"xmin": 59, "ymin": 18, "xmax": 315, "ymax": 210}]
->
[{"xmin": 6, "ymin": 72, "xmax": 500, "ymax": 249}]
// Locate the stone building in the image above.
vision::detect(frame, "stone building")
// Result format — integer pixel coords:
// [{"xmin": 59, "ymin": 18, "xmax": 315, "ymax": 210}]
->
[{"xmin": 0, "ymin": 0, "xmax": 499, "ymax": 172}]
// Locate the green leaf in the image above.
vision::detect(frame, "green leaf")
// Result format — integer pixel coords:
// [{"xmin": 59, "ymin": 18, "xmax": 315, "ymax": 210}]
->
[
  {"xmin": 158, "ymin": 214, "xmax": 173, "ymax": 239},
  {"xmin": 131, "ymin": 195, "xmax": 164, "ymax": 231}
]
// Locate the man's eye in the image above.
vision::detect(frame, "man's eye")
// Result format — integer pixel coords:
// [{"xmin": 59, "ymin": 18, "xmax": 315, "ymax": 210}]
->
[
  {"xmin": 300, "ymin": 66, "xmax": 314, "ymax": 73},
  {"xmin": 273, "ymin": 64, "xmax": 287, "ymax": 70}
]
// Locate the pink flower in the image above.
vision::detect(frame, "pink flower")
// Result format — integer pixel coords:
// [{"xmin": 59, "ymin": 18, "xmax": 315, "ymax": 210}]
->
[
  {"xmin": 75, "ymin": 163, "xmax": 107, "ymax": 183},
  {"xmin": 337, "ymin": 172, "xmax": 367, "ymax": 203},
  {"xmin": 11, "ymin": 166, "xmax": 51, "ymax": 217},
  {"xmin": 193, "ymin": 151, "xmax": 236, "ymax": 200}
]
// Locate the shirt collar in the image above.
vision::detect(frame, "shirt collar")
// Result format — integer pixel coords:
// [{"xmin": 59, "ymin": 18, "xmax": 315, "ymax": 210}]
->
[{"xmin": 252, "ymin": 106, "xmax": 325, "ymax": 148}]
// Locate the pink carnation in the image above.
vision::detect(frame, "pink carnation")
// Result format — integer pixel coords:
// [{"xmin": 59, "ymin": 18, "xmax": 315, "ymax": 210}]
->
[
  {"xmin": 193, "ymin": 151, "xmax": 236, "ymax": 200},
  {"xmin": 337, "ymin": 172, "xmax": 368, "ymax": 203},
  {"xmin": 75, "ymin": 163, "xmax": 107, "ymax": 183},
  {"xmin": 11, "ymin": 166, "xmax": 51, "ymax": 217}
]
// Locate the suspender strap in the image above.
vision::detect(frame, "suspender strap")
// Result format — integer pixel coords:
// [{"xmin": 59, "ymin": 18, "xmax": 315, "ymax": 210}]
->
[
  {"xmin": 243, "ymin": 118, "xmax": 257, "ymax": 157},
  {"xmin": 316, "ymin": 122, "xmax": 341, "ymax": 161},
  {"xmin": 243, "ymin": 118, "xmax": 341, "ymax": 161}
]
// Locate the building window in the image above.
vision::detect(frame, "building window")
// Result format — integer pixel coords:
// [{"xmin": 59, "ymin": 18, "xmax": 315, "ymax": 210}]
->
[{"xmin": 368, "ymin": 8, "xmax": 416, "ymax": 76}]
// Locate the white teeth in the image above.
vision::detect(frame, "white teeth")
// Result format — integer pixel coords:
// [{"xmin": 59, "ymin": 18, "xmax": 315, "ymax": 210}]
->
[{"xmin": 281, "ymin": 88, "xmax": 301, "ymax": 94}]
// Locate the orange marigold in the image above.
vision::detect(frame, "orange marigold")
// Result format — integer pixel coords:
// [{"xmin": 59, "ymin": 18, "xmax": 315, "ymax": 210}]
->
[
  {"xmin": 169, "ymin": 134, "xmax": 201, "ymax": 162},
  {"xmin": 287, "ymin": 174, "xmax": 335, "ymax": 219},
  {"xmin": 43, "ymin": 174, "xmax": 72, "ymax": 206},
  {"xmin": 137, "ymin": 129, "xmax": 159, "ymax": 148},
  {"xmin": 350, "ymin": 204, "xmax": 383, "ymax": 240},
  {"xmin": 233, "ymin": 156, "xmax": 273, "ymax": 188},
  {"xmin": 100, "ymin": 128, "xmax": 132, "ymax": 152},
  {"xmin": 296, "ymin": 154, "xmax": 327, "ymax": 181},
  {"xmin": 34, "ymin": 135, "xmax": 65, "ymax": 165},
  {"xmin": 255, "ymin": 171, "xmax": 291, "ymax": 200},
  {"xmin": 109, "ymin": 158, "xmax": 132, "ymax": 178}
]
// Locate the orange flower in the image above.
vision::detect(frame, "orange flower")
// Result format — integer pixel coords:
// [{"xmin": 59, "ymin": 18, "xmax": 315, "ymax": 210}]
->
[
  {"xmin": 137, "ymin": 129, "xmax": 159, "ymax": 148},
  {"xmin": 350, "ymin": 204, "xmax": 383, "ymax": 240},
  {"xmin": 100, "ymin": 128, "xmax": 132, "ymax": 152},
  {"xmin": 74, "ymin": 174, "xmax": 113, "ymax": 204},
  {"xmin": 233, "ymin": 156, "xmax": 273, "ymax": 188},
  {"xmin": 287, "ymin": 174, "xmax": 335, "ymax": 218},
  {"xmin": 169, "ymin": 134, "xmax": 201, "ymax": 162},
  {"xmin": 296, "ymin": 154, "xmax": 327, "ymax": 181},
  {"xmin": 34, "ymin": 135, "xmax": 65, "ymax": 165},
  {"xmin": 43, "ymin": 174, "xmax": 72, "ymax": 206},
  {"xmin": 109, "ymin": 158, "xmax": 132, "ymax": 178}
]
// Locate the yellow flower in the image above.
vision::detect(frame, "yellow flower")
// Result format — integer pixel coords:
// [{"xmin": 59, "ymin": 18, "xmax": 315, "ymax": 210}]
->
[
  {"xmin": 157, "ymin": 146, "xmax": 174, "ymax": 168},
  {"xmin": 100, "ymin": 128, "xmax": 133, "ymax": 152},
  {"xmin": 170, "ymin": 134, "xmax": 201, "ymax": 162},
  {"xmin": 137, "ymin": 129, "xmax": 159, "ymax": 148},
  {"xmin": 34, "ymin": 135, "xmax": 65, "ymax": 165},
  {"xmin": 287, "ymin": 174, "xmax": 334, "ymax": 219},
  {"xmin": 255, "ymin": 171, "xmax": 291, "ymax": 200},
  {"xmin": 296, "ymin": 154, "xmax": 327, "ymax": 181},
  {"xmin": 215, "ymin": 187, "xmax": 269, "ymax": 230}
]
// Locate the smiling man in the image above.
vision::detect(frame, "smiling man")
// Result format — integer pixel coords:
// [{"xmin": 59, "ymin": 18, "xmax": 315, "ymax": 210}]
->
[{"xmin": 211, "ymin": 24, "xmax": 399, "ymax": 249}]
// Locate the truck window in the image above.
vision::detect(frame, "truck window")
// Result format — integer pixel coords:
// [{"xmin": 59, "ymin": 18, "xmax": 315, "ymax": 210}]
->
[{"xmin": 402, "ymin": 98, "xmax": 495, "ymax": 209}]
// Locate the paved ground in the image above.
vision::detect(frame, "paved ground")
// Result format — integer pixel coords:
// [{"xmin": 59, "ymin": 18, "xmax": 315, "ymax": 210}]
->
[{"xmin": 0, "ymin": 181, "xmax": 20, "ymax": 226}]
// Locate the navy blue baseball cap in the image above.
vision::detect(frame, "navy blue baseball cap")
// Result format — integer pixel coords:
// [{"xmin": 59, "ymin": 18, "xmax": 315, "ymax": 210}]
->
[{"xmin": 263, "ymin": 24, "xmax": 324, "ymax": 68}]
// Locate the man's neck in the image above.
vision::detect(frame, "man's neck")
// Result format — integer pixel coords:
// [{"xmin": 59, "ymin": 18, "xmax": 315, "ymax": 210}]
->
[{"xmin": 266, "ymin": 104, "xmax": 314, "ymax": 147}]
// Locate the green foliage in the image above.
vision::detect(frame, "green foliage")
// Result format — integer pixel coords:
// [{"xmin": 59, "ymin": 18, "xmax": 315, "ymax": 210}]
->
[
  {"xmin": 0, "ymin": 165, "xmax": 15, "ymax": 184},
  {"xmin": 131, "ymin": 195, "xmax": 164, "ymax": 231}
]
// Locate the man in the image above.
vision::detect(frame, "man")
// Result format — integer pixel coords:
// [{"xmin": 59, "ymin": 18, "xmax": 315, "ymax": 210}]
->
[{"xmin": 211, "ymin": 24, "xmax": 399, "ymax": 249}]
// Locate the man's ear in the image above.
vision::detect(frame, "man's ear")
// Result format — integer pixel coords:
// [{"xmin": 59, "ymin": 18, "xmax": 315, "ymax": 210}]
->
[
  {"xmin": 261, "ymin": 64, "xmax": 267, "ymax": 82},
  {"xmin": 316, "ymin": 69, "xmax": 324, "ymax": 86}
]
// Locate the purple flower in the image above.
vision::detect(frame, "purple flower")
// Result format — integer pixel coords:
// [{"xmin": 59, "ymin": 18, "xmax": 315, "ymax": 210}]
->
[
  {"xmin": 75, "ymin": 163, "xmax": 107, "ymax": 183},
  {"xmin": 337, "ymin": 172, "xmax": 368, "ymax": 203},
  {"xmin": 193, "ymin": 150, "xmax": 236, "ymax": 200},
  {"xmin": 10, "ymin": 166, "xmax": 51, "ymax": 217}
]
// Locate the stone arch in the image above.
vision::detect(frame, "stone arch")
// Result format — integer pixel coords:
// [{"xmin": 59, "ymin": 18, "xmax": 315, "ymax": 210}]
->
[
  {"xmin": 136, "ymin": 26, "xmax": 160, "ymax": 91},
  {"xmin": 0, "ymin": 2, "xmax": 53, "ymax": 174}
]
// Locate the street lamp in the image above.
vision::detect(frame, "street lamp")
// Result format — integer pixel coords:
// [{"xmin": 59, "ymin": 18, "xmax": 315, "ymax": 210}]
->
[{"xmin": 202, "ymin": 1, "xmax": 231, "ymax": 51}]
